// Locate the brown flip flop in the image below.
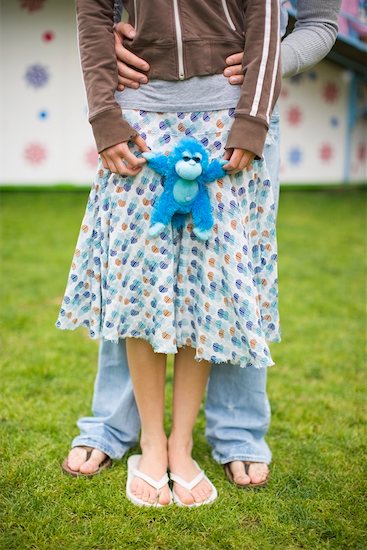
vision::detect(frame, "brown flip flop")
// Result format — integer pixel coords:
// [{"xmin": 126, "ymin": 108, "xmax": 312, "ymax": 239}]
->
[
  {"xmin": 61, "ymin": 446, "xmax": 112, "ymax": 478},
  {"xmin": 224, "ymin": 461, "xmax": 269, "ymax": 488}
]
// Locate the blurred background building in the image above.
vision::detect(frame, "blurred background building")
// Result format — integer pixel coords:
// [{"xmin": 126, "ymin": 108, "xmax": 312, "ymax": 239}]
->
[{"xmin": 0, "ymin": 0, "xmax": 366, "ymax": 186}]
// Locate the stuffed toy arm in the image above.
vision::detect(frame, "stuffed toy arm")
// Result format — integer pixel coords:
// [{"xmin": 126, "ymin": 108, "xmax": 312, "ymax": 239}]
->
[
  {"xmin": 202, "ymin": 159, "xmax": 227, "ymax": 184},
  {"xmin": 142, "ymin": 152, "xmax": 170, "ymax": 176}
]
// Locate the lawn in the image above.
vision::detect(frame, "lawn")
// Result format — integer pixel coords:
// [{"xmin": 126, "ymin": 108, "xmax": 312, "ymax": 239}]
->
[{"xmin": 0, "ymin": 188, "xmax": 366, "ymax": 549}]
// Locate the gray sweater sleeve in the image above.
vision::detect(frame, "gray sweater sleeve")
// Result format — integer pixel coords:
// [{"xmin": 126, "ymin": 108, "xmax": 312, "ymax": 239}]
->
[{"xmin": 281, "ymin": 0, "xmax": 341, "ymax": 78}]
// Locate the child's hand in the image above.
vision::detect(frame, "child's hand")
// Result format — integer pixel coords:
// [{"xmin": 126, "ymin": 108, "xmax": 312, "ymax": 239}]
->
[
  {"xmin": 100, "ymin": 135, "xmax": 149, "ymax": 176},
  {"xmin": 222, "ymin": 148, "xmax": 255, "ymax": 175}
]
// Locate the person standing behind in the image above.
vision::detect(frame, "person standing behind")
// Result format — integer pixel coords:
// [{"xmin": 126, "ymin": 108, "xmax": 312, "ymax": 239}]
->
[{"xmin": 63, "ymin": 0, "xmax": 341, "ymax": 487}]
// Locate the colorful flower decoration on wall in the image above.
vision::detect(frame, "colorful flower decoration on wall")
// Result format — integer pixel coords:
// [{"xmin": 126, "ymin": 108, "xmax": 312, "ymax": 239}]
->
[
  {"xmin": 320, "ymin": 143, "xmax": 333, "ymax": 162},
  {"xmin": 330, "ymin": 116, "xmax": 339, "ymax": 127},
  {"xmin": 287, "ymin": 106, "xmax": 302, "ymax": 126},
  {"xmin": 38, "ymin": 110, "xmax": 48, "ymax": 120},
  {"xmin": 20, "ymin": 0, "xmax": 45, "ymax": 12},
  {"xmin": 25, "ymin": 64, "xmax": 49, "ymax": 88},
  {"xmin": 42, "ymin": 31, "xmax": 54, "ymax": 42},
  {"xmin": 323, "ymin": 82, "xmax": 339, "ymax": 103},
  {"xmin": 288, "ymin": 147, "xmax": 303, "ymax": 166},
  {"xmin": 24, "ymin": 143, "xmax": 47, "ymax": 165}
]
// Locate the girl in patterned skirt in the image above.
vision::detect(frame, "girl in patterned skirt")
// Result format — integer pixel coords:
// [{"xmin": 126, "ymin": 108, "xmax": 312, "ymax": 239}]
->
[{"xmin": 56, "ymin": 0, "xmax": 281, "ymax": 507}]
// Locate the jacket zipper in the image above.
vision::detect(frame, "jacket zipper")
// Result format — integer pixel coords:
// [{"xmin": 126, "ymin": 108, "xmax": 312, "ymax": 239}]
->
[
  {"xmin": 172, "ymin": 0, "xmax": 185, "ymax": 79},
  {"xmin": 134, "ymin": 0, "xmax": 138, "ymax": 31},
  {"xmin": 221, "ymin": 0, "xmax": 236, "ymax": 31}
]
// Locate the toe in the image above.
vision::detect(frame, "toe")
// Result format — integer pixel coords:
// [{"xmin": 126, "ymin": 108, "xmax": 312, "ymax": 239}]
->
[
  {"xmin": 141, "ymin": 484, "xmax": 150, "ymax": 503},
  {"xmin": 147, "ymin": 486, "xmax": 157, "ymax": 505},
  {"xmin": 158, "ymin": 487, "xmax": 171, "ymax": 506},
  {"xmin": 175, "ymin": 484, "xmax": 194, "ymax": 505},
  {"xmin": 229, "ymin": 461, "xmax": 251, "ymax": 486},
  {"xmin": 192, "ymin": 480, "xmax": 212, "ymax": 503},
  {"xmin": 191, "ymin": 487, "xmax": 202, "ymax": 503},
  {"xmin": 247, "ymin": 463, "xmax": 269, "ymax": 484},
  {"xmin": 67, "ymin": 447, "xmax": 88, "ymax": 472},
  {"xmin": 203, "ymin": 482, "xmax": 212, "ymax": 499},
  {"xmin": 234, "ymin": 475, "xmax": 251, "ymax": 485},
  {"xmin": 134, "ymin": 478, "xmax": 144, "ymax": 499},
  {"xmin": 130, "ymin": 477, "xmax": 138, "ymax": 495},
  {"xmin": 79, "ymin": 449, "xmax": 107, "ymax": 474}
]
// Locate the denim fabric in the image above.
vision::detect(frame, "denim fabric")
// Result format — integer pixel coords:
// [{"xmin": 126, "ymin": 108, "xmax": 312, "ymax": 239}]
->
[
  {"xmin": 265, "ymin": 105, "xmax": 281, "ymax": 216},
  {"xmin": 72, "ymin": 340, "xmax": 140, "ymax": 459},
  {"xmin": 72, "ymin": 109, "xmax": 281, "ymax": 463},
  {"xmin": 205, "ymin": 108, "xmax": 280, "ymax": 465}
]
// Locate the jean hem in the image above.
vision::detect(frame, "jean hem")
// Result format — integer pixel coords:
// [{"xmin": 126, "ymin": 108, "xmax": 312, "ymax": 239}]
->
[
  {"xmin": 211, "ymin": 452, "xmax": 272, "ymax": 466},
  {"xmin": 71, "ymin": 437, "xmax": 132, "ymax": 461}
]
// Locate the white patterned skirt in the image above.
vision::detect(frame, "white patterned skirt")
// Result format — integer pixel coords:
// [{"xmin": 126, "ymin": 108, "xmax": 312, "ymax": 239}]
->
[{"xmin": 56, "ymin": 109, "xmax": 281, "ymax": 369}]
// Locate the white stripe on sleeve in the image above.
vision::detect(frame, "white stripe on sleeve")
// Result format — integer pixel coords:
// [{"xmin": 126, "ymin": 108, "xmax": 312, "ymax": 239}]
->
[
  {"xmin": 249, "ymin": 0, "xmax": 272, "ymax": 118},
  {"xmin": 266, "ymin": 5, "xmax": 280, "ymax": 122}
]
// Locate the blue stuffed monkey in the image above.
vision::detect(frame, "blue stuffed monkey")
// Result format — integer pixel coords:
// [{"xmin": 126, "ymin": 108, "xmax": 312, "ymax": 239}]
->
[{"xmin": 142, "ymin": 137, "xmax": 226, "ymax": 241}]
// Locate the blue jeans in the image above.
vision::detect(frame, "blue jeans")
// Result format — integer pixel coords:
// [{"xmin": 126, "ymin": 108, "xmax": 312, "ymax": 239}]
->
[{"xmin": 73, "ymin": 108, "xmax": 281, "ymax": 464}]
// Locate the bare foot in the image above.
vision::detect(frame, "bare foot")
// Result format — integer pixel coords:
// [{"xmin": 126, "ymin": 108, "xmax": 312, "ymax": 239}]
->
[
  {"xmin": 67, "ymin": 447, "xmax": 108, "ymax": 475},
  {"xmin": 228, "ymin": 460, "xmax": 269, "ymax": 486},
  {"xmin": 168, "ymin": 439, "xmax": 213, "ymax": 505},
  {"xmin": 130, "ymin": 440, "xmax": 171, "ymax": 506},
  {"xmin": 247, "ymin": 462, "xmax": 269, "ymax": 484}
]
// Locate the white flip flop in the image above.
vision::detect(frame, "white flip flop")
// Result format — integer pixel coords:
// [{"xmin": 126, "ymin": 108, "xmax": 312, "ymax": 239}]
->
[
  {"xmin": 170, "ymin": 460, "xmax": 218, "ymax": 507},
  {"xmin": 126, "ymin": 454, "xmax": 173, "ymax": 507}
]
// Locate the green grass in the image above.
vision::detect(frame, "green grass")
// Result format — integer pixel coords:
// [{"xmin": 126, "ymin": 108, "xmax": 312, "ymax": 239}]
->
[{"xmin": 0, "ymin": 188, "xmax": 366, "ymax": 549}]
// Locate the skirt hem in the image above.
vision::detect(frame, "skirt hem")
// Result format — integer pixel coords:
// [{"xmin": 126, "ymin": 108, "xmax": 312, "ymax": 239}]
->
[{"xmin": 55, "ymin": 321, "xmax": 277, "ymax": 369}]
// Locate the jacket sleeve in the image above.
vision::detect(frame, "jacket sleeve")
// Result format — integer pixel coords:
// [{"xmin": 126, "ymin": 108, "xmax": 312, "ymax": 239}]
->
[
  {"xmin": 76, "ymin": 0, "xmax": 138, "ymax": 153},
  {"xmin": 225, "ymin": 0, "xmax": 281, "ymax": 159},
  {"xmin": 281, "ymin": 0, "xmax": 341, "ymax": 78}
]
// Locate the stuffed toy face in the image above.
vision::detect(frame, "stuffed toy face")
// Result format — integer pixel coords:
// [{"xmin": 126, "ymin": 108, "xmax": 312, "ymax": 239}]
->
[
  {"xmin": 142, "ymin": 137, "xmax": 226, "ymax": 241},
  {"xmin": 175, "ymin": 150, "xmax": 203, "ymax": 180}
]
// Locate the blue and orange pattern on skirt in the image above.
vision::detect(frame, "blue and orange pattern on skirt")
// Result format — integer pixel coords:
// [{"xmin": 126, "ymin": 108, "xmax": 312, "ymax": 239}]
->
[{"xmin": 56, "ymin": 109, "xmax": 281, "ymax": 369}]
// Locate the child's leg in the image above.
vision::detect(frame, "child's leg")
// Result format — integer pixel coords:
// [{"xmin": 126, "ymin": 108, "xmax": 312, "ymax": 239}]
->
[
  {"xmin": 125, "ymin": 337, "xmax": 171, "ymax": 505},
  {"xmin": 168, "ymin": 347, "xmax": 213, "ymax": 505}
]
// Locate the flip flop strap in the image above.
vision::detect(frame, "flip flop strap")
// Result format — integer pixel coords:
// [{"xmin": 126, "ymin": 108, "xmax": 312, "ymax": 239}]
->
[
  {"xmin": 132, "ymin": 468, "xmax": 169, "ymax": 491},
  {"xmin": 170, "ymin": 470, "xmax": 205, "ymax": 491}
]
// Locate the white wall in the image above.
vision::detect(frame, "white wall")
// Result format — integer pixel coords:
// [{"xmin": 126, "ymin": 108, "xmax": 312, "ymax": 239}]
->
[
  {"xmin": 0, "ymin": 0, "xmax": 96, "ymax": 185},
  {"xmin": 0, "ymin": 0, "xmax": 366, "ymax": 185}
]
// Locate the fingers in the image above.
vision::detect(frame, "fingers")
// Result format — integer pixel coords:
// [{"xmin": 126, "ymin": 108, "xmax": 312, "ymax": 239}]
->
[
  {"xmin": 238, "ymin": 151, "xmax": 254, "ymax": 172},
  {"xmin": 101, "ymin": 142, "xmax": 146, "ymax": 176},
  {"xmin": 133, "ymin": 134, "xmax": 150, "ymax": 153},
  {"xmin": 223, "ymin": 64, "xmax": 244, "ymax": 85},
  {"xmin": 121, "ymin": 143, "xmax": 146, "ymax": 169},
  {"xmin": 224, "ymin": 51, "xmax": 244, "ymax": 85},
  {"xmin": 113, "ymin": 24, "xmax": 149, "ymax": 91},
  {"xmin": 223, "ymin": 149, "xmax": 254, "ymax": 174},
  {"xmin": 117, "ymin": 60, "xmax": 147, "ymax": 86},
  {"xmin": 225, "ymin": 52, "xmax": 243, "ymax": 66},
  {"xmin": 228, "ymin": 74, "xmax": 244, "ymax": 85},
  {"xmin": 117, "ymin": 80, "xmax": 135, "ymax": 92},
  {"xmin": 100, "ymin": 155, "xmax": 113, "ymax": 172},
  {"xmin": 223, "ymin": 149, "xmax": 244, "ymax": 174},
  {"xmin": 114, "ymin": 28, "xmax": 150, "ymax": 71},
  {"xmin": 114, "ymin": 22, "xmax": 136, "ymax": 40},
  {"xmin": 224, "ymin": 65, "xmax": 242, "ymax": 77}
]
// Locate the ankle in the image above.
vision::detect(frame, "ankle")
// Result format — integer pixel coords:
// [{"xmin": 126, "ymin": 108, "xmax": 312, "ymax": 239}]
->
[
  {"xmin": 168, "ymin": 434, "xmax": 193, "ymax": 455},
  {"xmin": 140, "ymin": 433, "xmax": 167, "ymax": 452}
]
